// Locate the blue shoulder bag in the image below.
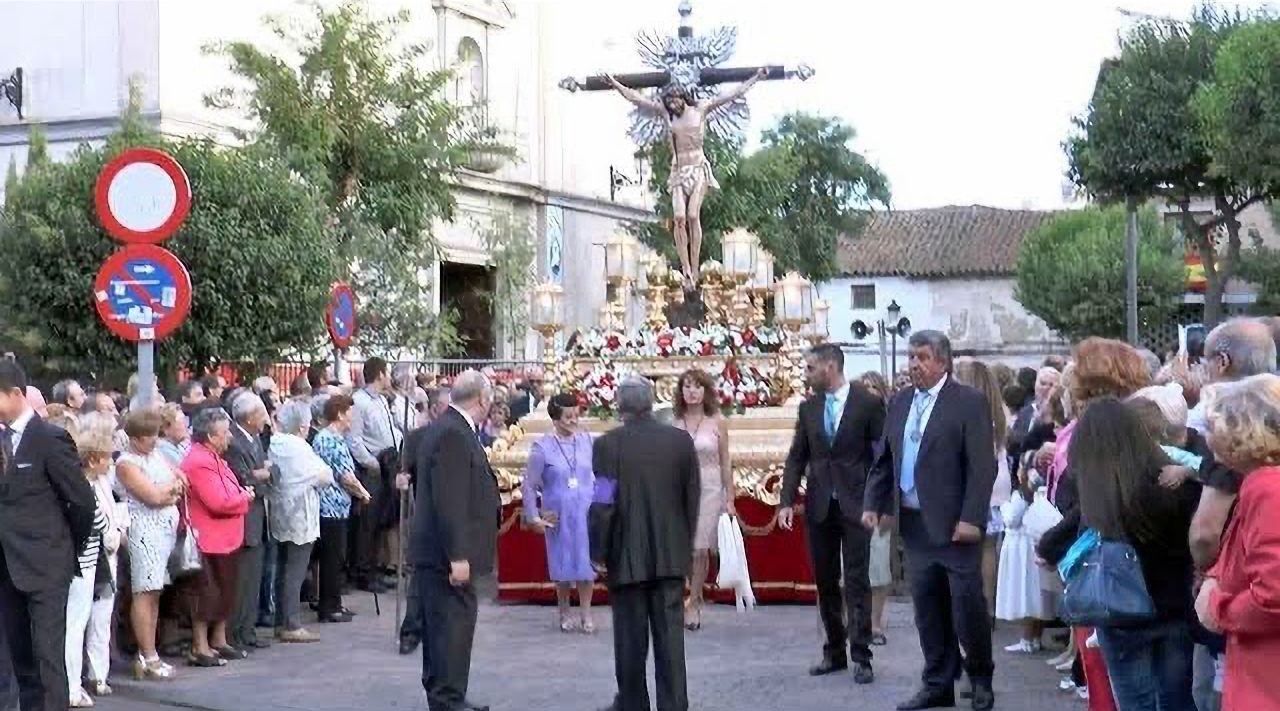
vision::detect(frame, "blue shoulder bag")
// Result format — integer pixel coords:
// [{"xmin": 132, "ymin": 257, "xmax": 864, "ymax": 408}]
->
[{"xmin": 1059, "ymin": 533, "xmax": 1155, "ymax": 627}]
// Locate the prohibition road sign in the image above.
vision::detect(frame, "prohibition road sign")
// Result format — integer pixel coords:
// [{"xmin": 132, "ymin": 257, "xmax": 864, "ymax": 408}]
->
[
  {"xmin": 94, "ymin": 148, "xmax": 192, "ymax": 244},
  {"xmin": 326, "ymin": 283, "xmax": 357, "ymax": 349},
  {"xmin": 93, "ymin": 245, "xmax": 193, "ymax": 342}
]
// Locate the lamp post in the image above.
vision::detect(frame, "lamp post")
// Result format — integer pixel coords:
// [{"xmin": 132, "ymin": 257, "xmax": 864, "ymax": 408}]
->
[
  {"xmin": 749, "ymin": 251, "xmax": 774, "ymax": 328},
  {"xmin": 774, "ymin": 271, "xmax": 814, "ymax": 401},
  {"xmin": 603, "ymin": 232, "xmax": 639, "ymax": 331},
  {"xmin": 850, "ymin": 298, "xmax": 911, "ymax": 381},
  {"xmin": 722, "ymin": 228, "xmax": 759, "ymax": 328},
  {"xmin": 530, "ymin": 281, "xmax": 565, "ymax": 402}
]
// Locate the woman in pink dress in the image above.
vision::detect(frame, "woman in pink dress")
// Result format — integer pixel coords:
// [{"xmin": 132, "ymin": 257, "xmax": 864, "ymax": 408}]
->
[{"xmin": 672, "ymin": 368, "xmax": 734, "ymax": 631}]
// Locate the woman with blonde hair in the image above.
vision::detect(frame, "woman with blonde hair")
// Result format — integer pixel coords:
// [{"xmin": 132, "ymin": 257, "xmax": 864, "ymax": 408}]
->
[
  {"xmin": 116, "ymin": 408, "xmax": 185, "ymax": 680},
  {"xmin": 672, "ymin": 367, "xmax": 733, "ymax": 631},
  {"xmin": 1198, "ymin": 375, "xmax": 1280, "ymax": 708}
]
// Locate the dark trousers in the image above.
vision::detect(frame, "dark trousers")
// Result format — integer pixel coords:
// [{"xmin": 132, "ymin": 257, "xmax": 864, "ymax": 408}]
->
[
  {"xmin": 419, "ymin": 571, "xmax": 479, "ymax": 711},
  {"xmin": 0, "ymin": 547, "xmax": 69, "ymax": 711},
  {"xmin": 1098, "ymin": 619, "xmax": 1196, "ymax": 711},
  {"xmin": 610, "ymin": 578, "xmax": 687, "ymax": 711},
  {"xmin": 258, "ymin": 535, "xmax": 278, "ymax": 625},
  {"xmin": 274, "ymin": 542, "xmax": 314, "ymax": 631},
  {"xmin": 806, "ymin": 498, "xmax": 873, "ymax": 665},
  {"xmin": 400, "ymin": 565, "xmax": 424, "ymax": 641},
  {"xmin": 352, "ymin": 467, "xmax": 385, "ymax": 584},
  {"xmin": 0, "ymin": 610, "xmax": 17, "ymax": 711},
  {"xmin": 318, "ymin": 519, "xmax": 348, "ymax": 617},
  {"xmin": 900, "ymin": 508, "xmax": 993, "ymax": 692},
  {"xmin": 230, "ymin": 541, "xmax": 266, "ymax": 646}
]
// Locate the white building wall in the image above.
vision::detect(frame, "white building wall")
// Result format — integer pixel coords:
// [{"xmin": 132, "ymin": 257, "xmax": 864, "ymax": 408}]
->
[{"xmin": 820, "ymin": 275, "xmax": 1065, "ymax": 381}]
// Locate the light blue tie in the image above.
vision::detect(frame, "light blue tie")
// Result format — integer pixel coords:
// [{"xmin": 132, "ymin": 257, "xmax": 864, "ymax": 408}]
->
[
  {"xmin": 899, "ymin": 390, "xmax": 933, "ymax": 508},
  {"xmin": 824, "ymin": 393, "xmax": 838, "ymax": 444}
]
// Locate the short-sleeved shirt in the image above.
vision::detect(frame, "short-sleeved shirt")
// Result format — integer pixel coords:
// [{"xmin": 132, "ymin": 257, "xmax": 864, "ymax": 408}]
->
[{"xmin": 312, "ymin": 428, "xmax": 355, "ymax": 520}]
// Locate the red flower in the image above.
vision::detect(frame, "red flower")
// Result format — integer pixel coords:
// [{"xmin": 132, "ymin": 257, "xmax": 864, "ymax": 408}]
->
[
  {"xmin": 657, "ymin": 333, "xmax": 674, "ymax": 350},
  {"xmin": 700, "ymin": 341, "xmax": 714, "ymax": 356},
  {"xmin": 606, "ymin": 335, "xmax": 621, "ymax": 350},
  {"xmin": 720, "ymin": 394, "xmax": 732, "ymax": 406},
  {"xmin": 744, "ymin": 392, "xmax": 759, "ymax": 407},
  {"xmin": 741, "ymin": 329, "xmax": 756, "ymax": 345}
]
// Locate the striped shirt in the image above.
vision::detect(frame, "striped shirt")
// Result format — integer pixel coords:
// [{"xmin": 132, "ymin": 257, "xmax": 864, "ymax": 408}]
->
[{"xmin": 78, "ymin": 502, "xmax": 107, "ymax": 576}]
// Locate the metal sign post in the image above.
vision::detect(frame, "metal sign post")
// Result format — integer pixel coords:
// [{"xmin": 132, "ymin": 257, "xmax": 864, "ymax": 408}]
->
[{"xmin": 92, "ymin": 149, "xmax": 193, "ymax": 389}]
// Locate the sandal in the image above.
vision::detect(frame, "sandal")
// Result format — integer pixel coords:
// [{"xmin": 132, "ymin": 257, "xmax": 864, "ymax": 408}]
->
[
  {"xmin": 214, "ymin": 645, "xmax": 248, "ymax": 661},
  {"xmin": 187, "ymin": 652, "xmax": 227, "ymax": 668},
  {"xmin": 559, "ymin": 616, "xmax": 579, "ymax": 633},
  {"xmin": 871, "ymin": 632, "xmax": 888, "ymax": 646},
  {"xmin": 86, "ymin": 681, "xmax": 112, "ymax": 697},
  {"xmin": 580, "ymin": 619, "xmax": 597, "ymax": 635},
  {"xmin": 132, "ymin": 655, "xmax": 176, "ymax": 681}
]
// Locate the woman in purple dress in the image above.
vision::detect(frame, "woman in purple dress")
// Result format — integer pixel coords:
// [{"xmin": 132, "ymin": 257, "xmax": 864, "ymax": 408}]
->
[{"xmin": 522, "ymin": 394, "xmax": 597, "ymax": 633}]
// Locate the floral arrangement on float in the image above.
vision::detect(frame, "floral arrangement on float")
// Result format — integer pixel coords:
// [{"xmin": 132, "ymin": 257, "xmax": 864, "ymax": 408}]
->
[
  {"xmin": 574, "ymin": 358, "xmax": 782, "ymax": 419},
  {"xmin": 568, "ymin": 324, "xmax": 784, "ymax": 360}
]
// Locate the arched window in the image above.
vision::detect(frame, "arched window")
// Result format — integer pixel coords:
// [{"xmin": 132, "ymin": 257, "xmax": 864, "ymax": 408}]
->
[{"xmin": 455, "ymin": 37, "xmax": 485, "ymax": 109}]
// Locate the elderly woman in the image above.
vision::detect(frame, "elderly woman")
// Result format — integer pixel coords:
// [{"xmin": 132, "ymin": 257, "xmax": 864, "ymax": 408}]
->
[
  {"xmin": 1197, "ymin": 374, "xmax": 1280, "ymax": 709},
  {"xmin": 311, "ymin": 394, "xmax": 372, "ymax": 623},
  {"xmin": 116, "ymin": 409, "xmax": 184, "ymax": 681},
  {"xmin": 522, "ymin": 393, "xmax": 597, "ymax": 633},
  {"xmin": 156, "ymin": 403, "xmax": 190, "ymax": 467},
  {"xmin": 268, "ymin": 400, "xmax": 334, "ymax": 643},
  {"xmin": 62, "ymin": 418, "xmax": 106, "ymax": 708},
  {"xmin": 181, "ymin": 408, "xmax": 253, "ymax": 666}
]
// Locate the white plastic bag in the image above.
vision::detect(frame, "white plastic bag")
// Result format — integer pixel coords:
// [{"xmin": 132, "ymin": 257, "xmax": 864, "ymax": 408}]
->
[
  {"xmin": 1022, "ymin": 488, "xmax": 1064, "ymax": 541},
  {"xmin": 715, "ymin": 514, "xmax": 755, "ymax": 611}
]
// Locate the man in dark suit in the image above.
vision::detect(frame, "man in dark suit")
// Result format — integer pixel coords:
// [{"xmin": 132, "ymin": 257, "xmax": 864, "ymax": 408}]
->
[
  {"xmin": 778, "ymin": 343, "xmax": 885, "ymax": 684},
  {"xmin": 225, "ymin": 391, "xmax": 274, "ymax": 652},
  {"xmin": 411, "ymin": 371, "xmax": 499, "ymax": 711},
  {"xmin": 863, "ymin": 331, "xmax": 997, "ymax": 711},
  {"xmin": 0, "ymin": 361, "xmax": 96, "ymax": 711},
  {"xmin": 593, "ymin": 377, "xmax": 699, "ymax": 711}
]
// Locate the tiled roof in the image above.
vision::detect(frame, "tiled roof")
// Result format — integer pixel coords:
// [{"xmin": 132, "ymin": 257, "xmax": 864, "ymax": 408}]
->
[{"xmin": 837, "ymin": 205, "xmax": 1058, "ymax": 279}]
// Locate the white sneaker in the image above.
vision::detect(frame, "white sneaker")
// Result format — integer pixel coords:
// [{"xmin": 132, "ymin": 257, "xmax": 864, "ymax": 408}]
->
[
  {"xmin": 70, "ymin": 689, "xmax": 95, "ymax": 708},
  {"xmin": 1059, "ymin": 677, "xmax": 1076, "ymax": 692},
  {"xmin": 1004, "ymin": 639, "xmax": 1042, "ymax": 653},
  {"xmin": 1077, "ymin": 686, "xmax": 1090, "ymax": 700}
]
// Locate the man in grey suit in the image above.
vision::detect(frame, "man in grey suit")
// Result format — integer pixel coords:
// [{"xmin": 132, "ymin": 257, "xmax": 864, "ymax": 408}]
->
[
  {"xmin": 593, "ymin": 377, "xmax": 700, "ymax": 711},
  {"xmin": 225, "ymin": 392, "xmax": 274, "ymax": 652},
  {"xmin": 863, "ymin": 331, "xmax": 997, "ymax": 711}
]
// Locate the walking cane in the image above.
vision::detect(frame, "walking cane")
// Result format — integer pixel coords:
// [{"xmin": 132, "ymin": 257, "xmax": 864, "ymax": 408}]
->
[{"xmin": 395, "ymin": 486, "xmax": 409, "ymax": 645}]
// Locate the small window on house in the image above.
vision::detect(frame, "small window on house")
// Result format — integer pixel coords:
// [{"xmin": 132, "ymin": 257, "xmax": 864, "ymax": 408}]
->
[{"xmin": 851, "ymin": 284, "xmax": 876, "ymax": 310}]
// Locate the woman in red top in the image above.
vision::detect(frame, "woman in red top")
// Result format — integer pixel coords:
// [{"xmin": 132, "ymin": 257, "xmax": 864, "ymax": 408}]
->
[
  {"xmin": 1199, "ymin": 373, "xmax": 1280, "ymax": 710},
  {"xmin": 180, "ymin": 407, "xmax": 254, "ymax": 667}
]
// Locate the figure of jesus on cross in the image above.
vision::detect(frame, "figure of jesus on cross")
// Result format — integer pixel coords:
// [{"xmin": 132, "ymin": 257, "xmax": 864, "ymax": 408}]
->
[{"xmin": 604, "ymin": 68, "xmax": 767, "ymax": 287}]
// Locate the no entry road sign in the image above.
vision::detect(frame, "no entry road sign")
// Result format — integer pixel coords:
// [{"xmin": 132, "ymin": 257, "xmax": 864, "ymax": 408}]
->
[
  {"xmin": 94, "ymin": 147, "xmax": 192, "ymax": 245},
  {"xmin": 93, "ymin": 244, "xmax": 193, "ymax": 342},
  {"xmin": 326, "ymin": 283, "xmax": 357, "ymax": 349}
]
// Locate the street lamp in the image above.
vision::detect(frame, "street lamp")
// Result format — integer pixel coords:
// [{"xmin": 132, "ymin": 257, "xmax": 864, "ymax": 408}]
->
[
  {"xmin": 773, "ymin": 271, "xmax": 814, "ymax": 402},
  {"xmin": 530, "ymin": 282, "xmax": 565, "ymax": 401},
  {"xmin": 603, "ymin": 232, "xmax": 639, "ymax": 330},
  {"xmin": 722, "ymin": 228, "xmax": 759, "ymax": 327},
  {"xmin": 850, "ymin": 298, "xmax": 911, "ymax": 380}
]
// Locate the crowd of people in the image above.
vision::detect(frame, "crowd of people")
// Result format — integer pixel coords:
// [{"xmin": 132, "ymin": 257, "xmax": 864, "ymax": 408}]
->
[{"xmin": 2, "ymin": 317, "xmax": 1279, "ymax": 711}]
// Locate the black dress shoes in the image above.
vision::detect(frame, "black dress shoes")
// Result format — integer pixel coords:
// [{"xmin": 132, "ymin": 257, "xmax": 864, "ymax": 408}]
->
[
  {"xmin": 969, "ymin": 682, "xmax": 994, "ymax": 711},
  {"xmin": 896, "ymin": 688, "xmax": 956, "ymax": 710},
  {"xmin": 852, "ymin": 662, "xmax": 875, "ymax": 685},
  {"xmin": 808, "ymin": 656, "xmax": 848, "ymax": 676}
]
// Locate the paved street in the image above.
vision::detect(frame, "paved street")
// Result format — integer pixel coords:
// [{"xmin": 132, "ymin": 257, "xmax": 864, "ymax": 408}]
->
[{"xmin": 98, "ymin": 587, "xmax": 1083, "ymax": 711}]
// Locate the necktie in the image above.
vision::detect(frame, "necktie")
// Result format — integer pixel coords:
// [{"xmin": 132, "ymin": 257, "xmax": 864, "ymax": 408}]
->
[
  {"xmin": 0, "ymin": 428, "xmax": 12, "ymax": 472},
  {"xmin": 899, "ymin": 391, "xmax": 934, "ymax": 500},
  {"xmin": 823, "ymin": 393, "xmax": 838, "ymax": 444}
]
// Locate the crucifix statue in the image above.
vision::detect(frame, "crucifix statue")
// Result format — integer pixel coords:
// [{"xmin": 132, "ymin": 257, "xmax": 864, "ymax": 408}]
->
[{"xmin": 560, "ymin": 0, "xmax": 814, "ymax": 288}]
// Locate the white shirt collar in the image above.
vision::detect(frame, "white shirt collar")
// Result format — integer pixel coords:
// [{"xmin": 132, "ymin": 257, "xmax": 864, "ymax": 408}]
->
[
  {"xmin": 828, "ymin": 381, "xmax": 850, "ymax": 402},
  {"xmin": 7, "ymin": 407, "xmax": 34, "ymax": 437},
  {"xmin": 451, "ymin": 404, "xmax": 477, "ymax": 432},
  {"xmin": 920, "ymin": 374, "xmax": 948, "ymax": 398}
]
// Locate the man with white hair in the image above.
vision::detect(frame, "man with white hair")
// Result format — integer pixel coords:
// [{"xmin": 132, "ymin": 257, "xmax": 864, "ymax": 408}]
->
[
  {"xmin": 592, "ymin": 377, "xmax": 700, "ymax": 711},
  {"xmin": 409, "ymin": 370, "xmax": 499, "ymax": 711},
  {"xmin": 224, "ymin": 391, "xmax": 274, "ymax": 652},
  {"xmin": 1186, "ymin": 318, "xmax": 1277, "ymax": 711}
]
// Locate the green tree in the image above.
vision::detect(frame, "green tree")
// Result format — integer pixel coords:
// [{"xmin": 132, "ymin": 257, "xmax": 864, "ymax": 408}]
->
[
  {"xmin": 1066, "ymin": 7, "xmax": 1257, "ymax": 328},
  {"xmin": 1196, "ymin": 20, "xmax": 1280, "ymax": 196},
  {"xmin": 1015, "ymin": 206, "xmax": 1184, "ymax": 342},
  {"xmin": 204, "ymin": 0, "xmax": 496, "ymax": 353},
  {"xmin": 0, "ymin": 106, "xmax": 339, "ymax": 382},
  {"xmin": 635, "ymin": 112, "xmax": 889, "ymax": 282}
]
